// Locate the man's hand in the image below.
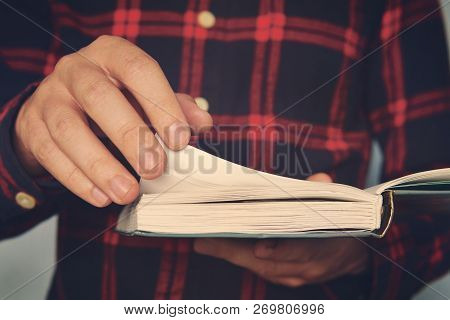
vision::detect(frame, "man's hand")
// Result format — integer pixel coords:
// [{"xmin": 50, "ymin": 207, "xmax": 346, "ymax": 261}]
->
[
  {"xmin": 13, "ymin": 35, "xmax": 212, "ymax": 207},
  {"xmin": 194, "ymin": 173, "xmax": 369, "ymax": 287}
]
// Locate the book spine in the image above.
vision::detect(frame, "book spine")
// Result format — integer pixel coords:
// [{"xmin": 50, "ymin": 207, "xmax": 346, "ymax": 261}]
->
[{"xmin": 371, "ymin": 190, "xmax": 394, "ymax": 238}]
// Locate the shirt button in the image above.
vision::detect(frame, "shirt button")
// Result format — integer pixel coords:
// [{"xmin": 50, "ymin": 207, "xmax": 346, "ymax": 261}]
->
[
  {"xmin": 197, "ymin": 11, "xmax": 216, "ymax": 29},
  {"xmin": 15, "ymin": 192, "xmax": 36, "ymax": 210},
  {"xmin": 194, "ymin": 97, "xmax": 209, "ymax": 111}
]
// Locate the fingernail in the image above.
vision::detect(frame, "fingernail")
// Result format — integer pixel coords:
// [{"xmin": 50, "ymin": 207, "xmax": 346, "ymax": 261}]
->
[
  {"xmin": 91, "ymin": 186, "xmax": 110, "ymax": 206},
  {"xmin": 167, "ymin": 122, "xmax": 190, "ymax": 150},
  {"xmin": 307, "ymin": 172, "xmax": 332, "ymax": 183},
  {"xmin": 139, "ymin": 147, "xmax": 163, "ymax": 177},
  {"xmin": 109, "ymin": 175, "xmax": 133, "ymax": 200}
]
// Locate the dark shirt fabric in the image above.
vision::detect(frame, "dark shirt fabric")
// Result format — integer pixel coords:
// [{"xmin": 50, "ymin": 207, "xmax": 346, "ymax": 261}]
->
[{"xmin": 0, "ymin": 0, "xmax": 449, "ymax": 299}]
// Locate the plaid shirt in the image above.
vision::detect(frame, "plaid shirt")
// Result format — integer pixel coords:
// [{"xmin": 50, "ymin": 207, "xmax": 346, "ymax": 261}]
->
[{"xmin": 1, "ymin": 0, "xmax": 449, "ymax": 299}]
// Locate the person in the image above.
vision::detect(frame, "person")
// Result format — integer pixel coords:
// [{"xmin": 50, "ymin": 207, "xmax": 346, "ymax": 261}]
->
[{"xmin": 0, "ymin": 0, "xmax": 449, "ymax": 299}]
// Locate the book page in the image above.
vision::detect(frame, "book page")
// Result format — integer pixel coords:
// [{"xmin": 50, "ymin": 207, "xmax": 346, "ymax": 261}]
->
[
  {"xmin": 140, "ymin": 137, "xmax": 376, "ymax": 202},
  {"xmin": 365, "ymin": 168, "xmax": 450, "ymax": 195}
]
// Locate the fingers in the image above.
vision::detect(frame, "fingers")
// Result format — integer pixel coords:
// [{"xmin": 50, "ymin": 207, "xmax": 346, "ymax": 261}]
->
[
  {"xmin": 254, "ymin": 238, "xmax": 321, "ymax": 262},
  {"xmin": 15, "ymin": 36, "xmax": 216, "ymax": 209},
  {"xmin": 194, "ymin": 239, "xmax": 303, "ymax": 279},
  {"xmin": 57, "ymin": 56, "xmax": 165, "ymax": 180},
  {"xmin": 194, "ymin": 239, "xmax": 341, "ymax": 286},
  {"xmin": 42, "ymin": 98, "xmax": 139, "ymax": 204},
  {"xmin": 194, "ymin": 238, "xmax": 255, "ymax": 266},
  {"xmin": 306, "ymin": 172, "xmax": 332, "ymax": 182},
  {"xmin": 57, "ymin": 37, "xmax": 213, "ymax": 179},
  {"xmin": 84, "ymin": 36, "xmax": 191, "ymax": 150},
  {"xmin": 26, "ymin": 117, "xmax": 111, "ymax": 207},
  {"xmin": 266, "ymin": 277, "xmax": 306, "ymax": 288},
  {"xmin": 251, "ymin": 173, "xmax": 333, "ymax": 262},
  {"xmin": 175, "ymin": 93, "xmax": 213, "ymax": 133}
]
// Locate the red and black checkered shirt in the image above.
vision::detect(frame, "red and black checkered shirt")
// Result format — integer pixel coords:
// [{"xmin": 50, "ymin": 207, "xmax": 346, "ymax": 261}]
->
[{"xmin": 1, "ymin": 0, "xmax": 449, "ymax": 299}]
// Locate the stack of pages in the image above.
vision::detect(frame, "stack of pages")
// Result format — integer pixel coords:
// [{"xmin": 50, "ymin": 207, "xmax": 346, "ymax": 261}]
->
[{"xmin": 117, "ymin": 140, "xmax": 450, "ymax": 238}]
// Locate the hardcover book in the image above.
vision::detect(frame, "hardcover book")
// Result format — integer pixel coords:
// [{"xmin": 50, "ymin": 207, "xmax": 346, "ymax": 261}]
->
[{"xmin": 117, "ymin": 140, "xmax": 450, "ymax": 238}]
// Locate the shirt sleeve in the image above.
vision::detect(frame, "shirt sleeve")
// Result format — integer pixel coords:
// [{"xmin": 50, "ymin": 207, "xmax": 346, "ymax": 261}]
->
[
  {"xmin": 0, "ymin": 0, "xmax": 64, "ymax": 237},
  {"xmin": 364, "ymin": 0, "xmax": 450, "ymax": 299}
]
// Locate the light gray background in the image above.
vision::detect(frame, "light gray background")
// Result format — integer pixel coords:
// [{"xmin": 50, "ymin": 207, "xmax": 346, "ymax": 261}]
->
[{"xmin": 0, "ymin": 2, "xmax": 449, "ymax": 300}]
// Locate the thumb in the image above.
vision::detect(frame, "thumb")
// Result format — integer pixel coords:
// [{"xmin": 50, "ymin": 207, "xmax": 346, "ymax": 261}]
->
[
  {"xmin": 306, "ymin": 172, "xmax": 332, "ymax": 183},
  {"xmin": 176, "ymin": 93, "xmax": 213, "ymax": 134}
]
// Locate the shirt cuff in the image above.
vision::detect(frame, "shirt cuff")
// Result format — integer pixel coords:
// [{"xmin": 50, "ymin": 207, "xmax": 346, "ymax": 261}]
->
[{"xmin": 0, "ymin": 83, "xmax": 63, "ymax": 222}]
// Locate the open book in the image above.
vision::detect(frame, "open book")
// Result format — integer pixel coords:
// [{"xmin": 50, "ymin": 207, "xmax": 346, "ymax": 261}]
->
[{"xmin": 117, "ymin": 140, "xmax": 450, "ymax": 238}]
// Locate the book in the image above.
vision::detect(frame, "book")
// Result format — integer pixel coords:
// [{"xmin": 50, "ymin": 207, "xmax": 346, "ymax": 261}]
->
[{"xmin": 116, "ymin": 139, "xmax": 450, "ymax": 238}]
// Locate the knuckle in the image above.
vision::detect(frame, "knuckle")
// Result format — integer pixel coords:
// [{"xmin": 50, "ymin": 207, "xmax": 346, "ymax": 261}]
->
[
  {"xmin": 87, "ymin": 156, "xmax": 110, "ymax": 176},
  {"xmin": 34, "ymin": 139, "xmax": 57, "ymax": 163},
  {"xmin": 35, "ymin": 76, "xmax": 60, "ymax": 99},
  {"xmin": 117, "ymin": 121, "xmax": 139, "ymax": 142},
  {"xmin": 37, "ymin": 75, "xmax": 53, "ymax": 91},
  {"xmin": 82, "ymin": 80, "xmax": 112, "ymax": 106},
  {"xmin": 123, "ymin": 54, "xmax": 158, "ymax": 79},
  {"xmin": 64, "ymin": 166, "xmax": 83, "ymax": 185},
  {"xmin": 94, "ymin": 35, "xmax": 122, "ymax": 47},
  {"xmin": 52, "ymin": 113, "xmax": 78, "ymax": 141},
  {"xmin": 55, "ymin": 53, "xmax": 77, "ymax": 74}
]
